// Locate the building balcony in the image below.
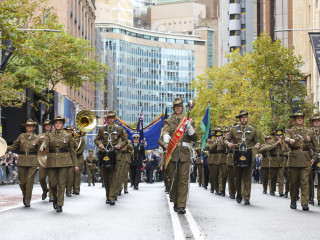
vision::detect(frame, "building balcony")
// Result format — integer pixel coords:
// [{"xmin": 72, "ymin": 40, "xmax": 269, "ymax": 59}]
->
[
  {"xmin": 229, "ymin": 20, "xmax": 241, "ymax": 31},
  {"xmin": 229, "ymin": 36, "xmax": 241, "ymax": 47},
  {"xmin": 229, "ymin": 3, "xmax": 241, "ymax": 15}
]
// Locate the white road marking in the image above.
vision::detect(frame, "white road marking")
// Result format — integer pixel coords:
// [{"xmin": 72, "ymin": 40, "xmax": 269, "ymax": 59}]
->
[
  {"xmin": 185, "ymin": 208, "xmax": 205, "ymax": 240},
  {"xmin": 166, "ymin": 194, "xmax": 185, "ymax": 240}
]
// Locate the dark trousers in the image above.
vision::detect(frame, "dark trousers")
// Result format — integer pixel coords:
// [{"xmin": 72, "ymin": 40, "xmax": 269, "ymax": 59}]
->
[
  {"xmin": 219, "ymin": 163, "xmax": 227, "ymax": 193},
  {"xmin": 130, "ymin": 165, "xmax": 141, "ymax": 187},
  {"xmin": 203, "ymin": 165, "xmax": 209, "ymax": 187},
  {"xmin": 208, "ymin": 164, "xmax": 219, "ymax": 192},
  {"xmin": 269, "ymin": 167, "xmax": 279, "ymax": 192},
  {"xmin": 261, "ymin": 167, "xmax": 269, "ymax": 192},
  {"xmin": 146, "ymin": 167, "xmax": 154, "ymax": 183},
  {"xmin": 227, "ymin": 165, "xmax": 235, "ymax": 196}
]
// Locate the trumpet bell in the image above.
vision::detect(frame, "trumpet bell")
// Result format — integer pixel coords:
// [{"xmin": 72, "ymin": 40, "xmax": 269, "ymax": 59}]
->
[
  {"xmin": 0, "ymin": 137, "xmax": 7, "ymax": 157},
  {"xmin": 75, "ymin": 110, "xmax": 97, "ymax": 133}
]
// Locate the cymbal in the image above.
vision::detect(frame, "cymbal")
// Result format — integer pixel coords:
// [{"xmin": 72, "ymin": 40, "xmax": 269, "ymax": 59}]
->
[
  {"xmin": 0, "ymin": 137, "xmax": 7, "ymax": 157},
  {"xmin": 37, "ymin": 148, "xmax": 48, "ymax": 168}
]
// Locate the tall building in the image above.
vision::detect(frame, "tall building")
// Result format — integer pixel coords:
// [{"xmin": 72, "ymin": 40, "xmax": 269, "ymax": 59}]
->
[
  {"xmin": 96, "ymin": 22, "xmax": 210, "ymax": 124},
  {"xmin": 95, "ymin": 0, "xmax": 133, "ymax": 27}
]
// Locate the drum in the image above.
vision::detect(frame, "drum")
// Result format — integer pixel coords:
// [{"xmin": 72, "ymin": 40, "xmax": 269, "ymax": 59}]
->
[
  {"xmin": 312, "ymin": 160, "xmax": 320, "ymax": 173},
  {"xmin": 233, "ymin": 149, "xmax": 252, "ymax": 167},
  {"xmin": 98, "ymin": 148, "xmax": 117, "ymax": 168}
]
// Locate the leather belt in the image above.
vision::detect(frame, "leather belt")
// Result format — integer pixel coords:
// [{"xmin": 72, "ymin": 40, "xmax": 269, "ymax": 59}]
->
[
  {"xmin": 49, "ymin": 148, "xmax": 69, "ymax": 153},
  {"xmin": 19, "ymin": 151, "xmax": 37, "ymax": 155},
  {"xmin": 290, "ymin": 147, "xmax": 310, "ymax": 151}
]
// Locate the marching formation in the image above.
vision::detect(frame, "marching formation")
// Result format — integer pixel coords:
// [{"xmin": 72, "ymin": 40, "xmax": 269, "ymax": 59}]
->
[{"xmin": 2, "ymin": 97, "xmax": 320, "ymax": 214}]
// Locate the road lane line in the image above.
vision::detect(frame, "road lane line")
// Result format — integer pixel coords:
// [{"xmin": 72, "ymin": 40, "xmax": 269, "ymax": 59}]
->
[
  {"xmin": 185, "ymin": 208, "xmax": 205, "ymax": 240},
  {"xmin": 166, "ymin": 194, "xmax": 185, "ymax": 240}
]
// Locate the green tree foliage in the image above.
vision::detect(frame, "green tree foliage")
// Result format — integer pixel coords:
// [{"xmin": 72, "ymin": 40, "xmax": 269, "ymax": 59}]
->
[{"xmin": 191, "ymin": 32, "xmax": 312, "ymax": 138}]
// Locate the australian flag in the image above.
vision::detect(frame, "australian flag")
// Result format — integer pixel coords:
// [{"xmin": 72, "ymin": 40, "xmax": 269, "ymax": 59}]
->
[{"xmin": 136, "ymin": 107, "xmax": 145, "ymax": 145}]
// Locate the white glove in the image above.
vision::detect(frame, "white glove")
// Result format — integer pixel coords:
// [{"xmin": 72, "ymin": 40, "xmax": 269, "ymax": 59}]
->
[
  {"xmin": 185, "ymin": 120, "xmax": 195, "ymax": 136},
  {"xmin": 164, "ymin": 134, "xmax": 171, "ymax": 144}
]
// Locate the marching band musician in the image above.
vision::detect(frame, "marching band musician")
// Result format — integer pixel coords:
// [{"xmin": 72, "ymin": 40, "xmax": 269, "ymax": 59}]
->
[
  {"xmin": 225, "ymin": 126, "xmax": 236, "ymax": 199},
  {"xmin": 38, "ymin": 119, "xmax": 54, "ymax": 202},
  {"xmin": 122, "ymin": 141, "xmax": 133, "ymax": 193},
  {"xmin": 86, "ymin": 149, "xmax": 97, "ymax": 186},
  {"xmin": 7, "ymin": 119, "xmax": 40, "ymax": 207},
  {"xmin": 94, "ymin": 110, "xmax": 128, "ymax": 206},
  {"xmin": 158, "ymin": 97, "xmax": 198, "ymax": 214},
  {"xmin": 258, "ymin": 135, "xmax": 273, "ymax": 195},
  {"xmin": 225, "ymin": 110, "xmax": 260, "ymax": 205},
  {"xmin": 39, "ymin": 116, "xmax": 78, "ymax": 212},
  {"xmin": 72, "ymin": 129, "xmax": 85, "ymax": 195}
]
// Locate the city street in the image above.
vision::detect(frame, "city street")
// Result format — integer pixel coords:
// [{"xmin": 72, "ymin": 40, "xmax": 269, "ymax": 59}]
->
[{"xmin": 1, "ymin": 182, "xmax": 320, "ymax": 240}]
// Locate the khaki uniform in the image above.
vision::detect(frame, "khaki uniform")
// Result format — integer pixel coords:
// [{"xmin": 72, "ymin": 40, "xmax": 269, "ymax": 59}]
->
[
  {"xmin": 122, "ymin": 142, "xmax": 133, "ymax": 191},
  {"xmin": 73, "ymin": 138, "xmax": 85, "ymax": 193},
  {"xmin": 278, "ymin": 143, "xmax": 289, "ymax": 195},
  {"xmin": 7, "ymin": 133, "xmax": 40, "ymax": 205},
  {"xmin": 218, "ymin": 141, "xmax": 228, "ymax": 195},
  {"xmin": 205, "ymin": 140, "xmax": 220, "ymax": 194},
  {"xmin": 158, "ymin": 115, "xmax": 198, "ymax": 208},
  {"xmin": 259, "ymin": 144, "xmax": 270, "ymax": 193},
  {"xmin": 225, "ymin": 124, "xmax": 259, "ymax": 201},
  {"xmin": 41, "ymin": 130, "xmax": 77, "ymax": 206},
  {"xmin": 86, "ymin": 154, "xmax": 97, "ymax": 185},
  {"xmin": 38, "ymin": 132, "xmax": 53, "ymax": 199},
  {"xmin": 285, "ymin": 126, "xmax": 319, "ymax": 206},
  {"xmin": 94, "ymin": 124, "xmax": 128, "ymax": 201},
  {"xmin": 226, "ymin": 147, "xmax": 235, "ymax": 197},
  {"xmin": 309, "ymin": 128, "xmax": 320, "ymax": 203}
]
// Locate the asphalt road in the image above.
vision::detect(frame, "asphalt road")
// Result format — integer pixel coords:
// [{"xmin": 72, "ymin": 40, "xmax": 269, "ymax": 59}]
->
[{"xmin": 1, "ymin": 182, "xmax": 320, "ymax": 240}]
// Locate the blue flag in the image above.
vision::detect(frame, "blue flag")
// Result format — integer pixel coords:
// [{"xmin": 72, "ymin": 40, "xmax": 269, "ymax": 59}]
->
[
  {"xmin": 115, "ymin": 114, "xmax": 164, "ymax": 150},
  {"xmin": 201, "ymin": 103, "xmax": 211, "ymax": 148}
]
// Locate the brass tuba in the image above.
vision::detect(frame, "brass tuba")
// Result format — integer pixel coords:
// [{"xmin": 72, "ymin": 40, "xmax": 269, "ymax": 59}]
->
[
  {"xmin": 0, "ymin": 137, "xmax": 8, "ymax": 157},
  {"xmin": 75, "ymin": 110, "xmax": 97, "ymax": 151}
]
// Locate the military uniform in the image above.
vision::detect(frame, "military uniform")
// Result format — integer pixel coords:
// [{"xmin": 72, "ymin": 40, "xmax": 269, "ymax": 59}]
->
[
  {"xmin": 225, "ymin": 110, "xmax": 259, "ymax": 205},
  {"xmin": 65, "ymin": 126, "xmax": 75, "ymax": 197},
  {"xmin": 205, "ymin": 139, "xmax": 220, "ymax": 194},
  {"xmin": 285, "ymin": 110, "xmax": 319, "ymax": 210},
  {"xmin": 94, "ymin": 110, "xmax": 128, "ymax": 205},
  {"xmin": 7, "ymin": 120, "xmax": 40, "ymax": 207},
  {"xmin": 86, "ymin": 151, "xmax": 97, "ymax": 186},
  {"xmin": 40, "ymin": 116, "xmax": 78, "ymax": 212},
  {"xmin": 72, "ymin": 137, "xmax": 85, "ymax": 194},
  {"xmin": 158, "ymin": 98, "xmax": 198, "ymax": 214},
  {"xmin": 130, "ymin": 139, "xmax": 145, "ymax": 189},
  {"xmin": 195, "ymin": 148, "xmax": 203, "ymax": 187},
  {"xmin": 122, "ymin": 142, "xmax": 133, "ymax": 193}
]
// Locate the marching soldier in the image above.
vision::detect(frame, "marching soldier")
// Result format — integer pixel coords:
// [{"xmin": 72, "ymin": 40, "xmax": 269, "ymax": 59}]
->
[
  {"xmin": 38, "ymin": 119, "xmax": 54, "ymax": 202},
  {"xmin": 130, "ymin": 134, "xmax": 145, "ymax": 190},
  {"xmin": 218, "ymin": 128, "xmax": 228, "ymax": 196},
  {"xmin": 7, "ymin": 119, "xmax": 40, "ymax": 207},
  {"xmin": 122, "ymin": 141, "xmax": 133, "ymax": 193},
  {"xmin": 309, "ymin": 114, "xmax": 320, "ymax": 205},
  {"xmin": 158, "ymin": 97, "xmax": 198, "ymax": 214},
  {"xmin": 86, "ymin": 149, "xmax": 97, "ymax": 186},
  {"xmin": 225, "ymin": 110, "xmax": 260, "ymax": 205},
  {"xmin": 39, "ymin": 116, "xmax": 78, "ymax": 212},
  {"xmin": 65, "ymin": 126, "xmax": 74, "ymax": 197},
  {"xmin": 94, "ymin": 110, "xmax": 128, "ymax": 205},
  {"xmin": 285, "ymin": 110, "xmax": 319, "ymax": 210},
  {"xmin": 195, "ymin": 145, "xmax": 203, "ymax": 187},
  {"xmin": 225, "ymin": 126, "xmax": 236, "ymax": 199},
  {"xmin": 258, "ymin": 136, "xmax": 273, "ymax": 194},
  {"xmin": 72, "ymin": 132, "xmax": 85, "ymax": 195}
]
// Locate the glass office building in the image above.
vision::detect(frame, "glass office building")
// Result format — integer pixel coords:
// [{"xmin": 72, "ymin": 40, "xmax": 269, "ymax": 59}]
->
[{"xmin": 97, "ymin": 23, "xmax": 208, "ymax": 124}]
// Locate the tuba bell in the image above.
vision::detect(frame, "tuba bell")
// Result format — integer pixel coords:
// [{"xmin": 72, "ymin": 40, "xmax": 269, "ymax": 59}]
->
[
  {"xmin": 75, "ymin": 110, "xmax": 97, "ymax": 151},
  {"xmin": 0, "ymin": 137, "xmax": 8, "ymax": 157}
]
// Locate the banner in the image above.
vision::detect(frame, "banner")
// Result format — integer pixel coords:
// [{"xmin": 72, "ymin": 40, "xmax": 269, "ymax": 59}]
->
[
  {"xmin": 201, "ymin": 103, "xmax": 211, "ymax": 148},
  {"xmin": 309, "ymin": 32, "xmax": 320, "ymax": 74},
  {"xmin": 115, "ymin": 114, "xmax": 164, "ymax": 150}
]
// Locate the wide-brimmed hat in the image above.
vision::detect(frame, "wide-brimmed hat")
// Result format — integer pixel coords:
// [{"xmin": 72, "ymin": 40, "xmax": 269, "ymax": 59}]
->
[
  {"xmin": 289, "ymin": 110, "xmax": 305, "ymax": 118},
  {"xmin": 42, "ymin": 119, "xmax": 51, "ymax": 126},
  {"xmin": 107, "ymin": 110, "xmax": 117, "ymax": 117},
  {"xmin": 274, "ymin": 129, "xmax": 284, "ymax": 136},
  {"xmin": 173, "ymin": 97, "xmax": 183, "ymax": 106},
  {"xmin": 236, "ymin": 110, "xmax": 249, "ymax": 118},
  {"xmin": 214, "ymin": 126, "xmax": 223, "ymax": 137},
  {"xmin": 264, "ymin": 135, "xmax": 272, "ymax": 139},
  {"xmin": 50, "ymin": 116, "xmax": 65, "ymax": 125},
  {"xmin": 222, "ymin": 127, "xmax": 230, "ymax": 132},
  {"xmin": 312, "ymin": 113, "xmax": 320, "ymax": 121},
  {"xmin": 64, "ymin": 126, "xmax": 72, "ymax": 131},
  {"xmin": 22, "ymin": 119, "xmax": 37, "ymax": 126}
]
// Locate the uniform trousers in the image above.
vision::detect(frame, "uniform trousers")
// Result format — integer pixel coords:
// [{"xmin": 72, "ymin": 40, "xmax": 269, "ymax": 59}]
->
[
  {"xmin": 289, "ymin": 166, "xmax": 310, "ymax": 205},
  {"xmin": 269, "ymin": 168, "xmax": 279, "ymax": 193},
  {"xmin": 87, "ymin": 167, "xmax": 96, "ymax": 184},
  {"xmin": 168, "ymin": 161, "xmax": 190, "ymax": 208},
  {"xmin": 47, "ymin": 167, "xmax": 69, "ymax": 206},
  {"xmin": 227, "ymin": 166, "xmax": 235, "ymax": 196},
  {"xmin": 234, "ymin": 166, "xmax": 252, "ymax": 200},
  {"xmin": 208, "ymin": 164, "xmax": 219, "ymax": 192},
  {"xmin": 203, "ymin": 165, "xmax": 209, "ymax": 187},
  {"xmin": 130, "ymin": 165, "xmax": 141, "ymax": 188},
  {"xmin": 219, "ymin": 163, "xmax": 227, "ymax": 193},
  {"xmin": 123, "ymin": 163, "xmax": 130, "ymax": 191},
  {"xmin": 101, "ymin": 166, "xmax": 117, "ymax": 201},
  {"xmin": 18, "ymin": 166, "xmax": 37, "ymax": 204},
  {"xmin": 39, "ymin": 166, "xmax": 53, "ymax": 198},
  {"xmin": 261, "ymin": 167, "xmax": 269, "ymax": 192},
  {"xmin": 309, "ymin": 172, "xmax": 320, "ymax": 201},
  {"xmin": 66, "ymin": 167, "xmax": 74, "ymax": 194},
  {"xmin": 196, "ymin": 164, "xmax": 203, "ymax": 186},
  {"xmin": 278, "ymin": 167, "xmax": 285, "ymax": 194},
  {"xmin": 284, "ymin": 167, "xmax": 290, "ymax": 194},
  {"xmin": 73, "ymin": 163, "xmax": 83, "ymax": 193},
  {"xmin": 115, "ymin": 161, "xmax": 126, "ymax": 193}
]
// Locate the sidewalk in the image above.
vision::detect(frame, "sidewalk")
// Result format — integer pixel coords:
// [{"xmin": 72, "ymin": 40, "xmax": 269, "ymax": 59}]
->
[{"xmin": 0, "ymin": 184, "xmax": 42, "ymax": 212}]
